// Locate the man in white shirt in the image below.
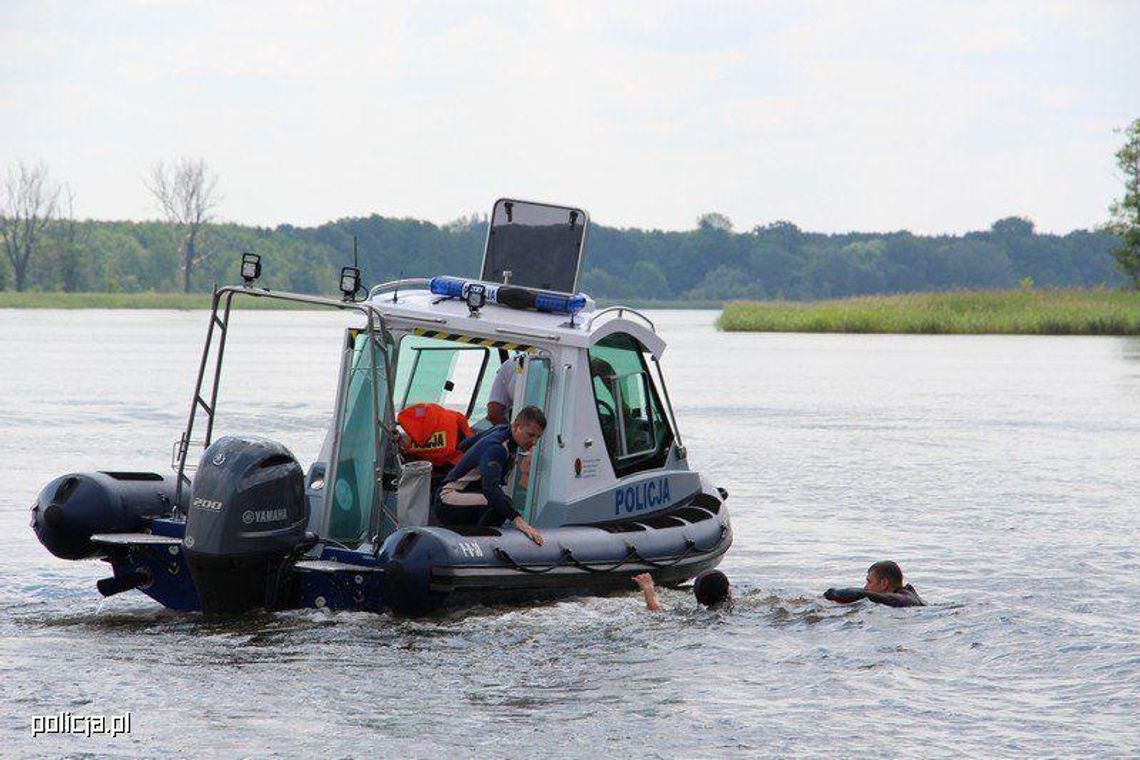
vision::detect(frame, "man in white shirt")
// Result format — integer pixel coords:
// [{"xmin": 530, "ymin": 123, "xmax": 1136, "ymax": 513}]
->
[{"xmin": 486, "ymin": 355, "xmax": 522, "ymax": 426}]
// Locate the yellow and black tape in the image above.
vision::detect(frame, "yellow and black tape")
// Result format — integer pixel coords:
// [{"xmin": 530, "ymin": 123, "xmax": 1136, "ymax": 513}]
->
[{"xmin": 412, "ymin": 328, "xmax": 536, "ymax": 353}]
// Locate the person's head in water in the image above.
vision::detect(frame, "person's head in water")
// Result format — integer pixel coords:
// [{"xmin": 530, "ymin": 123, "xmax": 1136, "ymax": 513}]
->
[
  {"xmin": 693, "ymin": 570, "xmax": 731, "ymax": 608},
  {"xmin": 511, "ymin": 405, "xmax": 547, "ymax": 451},
  {"xmin": 865, "ymin": 560, "xmax": 904, "ymax": 593}
]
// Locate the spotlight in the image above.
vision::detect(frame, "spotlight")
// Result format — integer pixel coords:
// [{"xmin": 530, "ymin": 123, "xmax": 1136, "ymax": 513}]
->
[
  {"xmin": 240, "ymin": 253, "xmax": 261, "ymax": 285},
  {"xmin": 465, "ymin": 283, "xmax": 487, "ymax": 315},
  {"xmin": 340, "ymin": 266, "xmax": 361, "ymax": 301}
]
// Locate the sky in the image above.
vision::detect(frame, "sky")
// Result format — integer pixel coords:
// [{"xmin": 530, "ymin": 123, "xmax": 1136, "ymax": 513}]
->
[{"xmin": 2, "ymin": 0, "xmax": 1138, "ymax": 234}]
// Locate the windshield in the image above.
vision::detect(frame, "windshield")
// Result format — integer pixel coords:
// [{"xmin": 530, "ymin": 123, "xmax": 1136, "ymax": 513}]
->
[{"xmin": 394, "ymin": 336, "xmax": 496, "ymax": 419}]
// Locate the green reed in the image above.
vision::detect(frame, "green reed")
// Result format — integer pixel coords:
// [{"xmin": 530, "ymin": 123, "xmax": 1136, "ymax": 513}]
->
[{"xmin": 718, "ymin": 289, "xmax": 1140, "ymax": 335}]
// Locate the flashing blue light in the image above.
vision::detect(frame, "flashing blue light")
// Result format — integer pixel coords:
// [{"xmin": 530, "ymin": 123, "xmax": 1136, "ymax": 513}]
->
[
  {"xmin": 535, "ymin": 292, "xmax": 587, "ymax": 314},
  {"xmin": 427, "ymin": 276, "xmax": 587, "ymax": 316},
  {"xmin": 429, "ymin": 276, "xmax": 466, "ymax": 298}
]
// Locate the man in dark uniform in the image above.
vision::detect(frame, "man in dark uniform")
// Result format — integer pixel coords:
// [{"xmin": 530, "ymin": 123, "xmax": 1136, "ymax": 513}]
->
[
  {"xmin": 823, "ymin": 560, "xmax": 925, "ymax": 608},
  {"xmin": 436, "ymin": 405, "xmax": 546, "ymax": 546}
]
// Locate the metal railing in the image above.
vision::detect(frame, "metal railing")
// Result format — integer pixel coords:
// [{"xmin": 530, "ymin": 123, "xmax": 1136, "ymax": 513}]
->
[
  {"xmin": 172, "ymin": 285, "xmax": 395, "ymax": 532},
  {"xmin": 368, "ymin": 278, "xmax": 431, "ymax": 301},
  {"xmin": 585, "ymin": 306, "xmax": 656, "ymax": 333}
]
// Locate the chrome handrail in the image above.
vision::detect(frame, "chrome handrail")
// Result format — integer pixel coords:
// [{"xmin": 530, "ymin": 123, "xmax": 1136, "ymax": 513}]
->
[
  {"xmin": 586, "ymin": 306, "xmax": 656, "ymax": 332},
  {"xmin": 385, "ymin": 314, "xmax": 448, "ymax": 326},
  {"xmin": 369, "ymin": 278, "xmax": 431, "ymax": 300}
]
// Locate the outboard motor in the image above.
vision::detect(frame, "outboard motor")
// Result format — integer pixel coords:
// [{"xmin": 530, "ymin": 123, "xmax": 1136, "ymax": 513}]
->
[
  {"xmin": 31, "ymin": 471, "xmax": 178, "ymax": 560},
  {"xmin": 184, "ymin": 436, "xmax": 308, "ymax": 614}
]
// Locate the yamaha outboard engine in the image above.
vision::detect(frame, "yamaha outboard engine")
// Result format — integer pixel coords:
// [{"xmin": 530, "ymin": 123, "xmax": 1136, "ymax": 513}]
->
[
  {"xmin": 31, "ymin": 471, "xmax": 178, "ymax": 560},
  {"xmin": 184, "ymin": 436, "xmax": 308, "ymax": 614}
]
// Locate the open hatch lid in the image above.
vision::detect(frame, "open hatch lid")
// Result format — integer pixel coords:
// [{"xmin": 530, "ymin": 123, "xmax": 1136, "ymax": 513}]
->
[{"xmin": 481, "ymin": 198, "xmax": 588, "ymax": 294}]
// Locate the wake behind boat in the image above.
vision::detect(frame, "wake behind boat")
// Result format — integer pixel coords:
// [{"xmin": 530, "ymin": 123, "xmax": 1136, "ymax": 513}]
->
[{"xmin": 30, "ymin": 198, "xmax": 732, "ymax": 615}]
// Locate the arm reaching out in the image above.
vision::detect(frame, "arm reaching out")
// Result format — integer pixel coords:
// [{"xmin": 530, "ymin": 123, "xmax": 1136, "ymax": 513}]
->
[
  {"xmin": 633, "ymin": 573, "xmax": 662, "ymax": 612},
  {"xmin": 824, "ymin": 587, "xmax": 925, "ymax": 607},
  {"xmin": 823, "ymin": 587, "xmax": 868, "ymax": 604}
]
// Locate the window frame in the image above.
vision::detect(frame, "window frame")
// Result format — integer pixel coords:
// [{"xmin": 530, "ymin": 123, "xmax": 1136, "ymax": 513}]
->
[
  {"xmin": 509, "ymin": 356, "xmax": 553, "ymax": 522},
  {"xmin": 608, "ymin": 370, "xmax": 659, "ymax": 461},
  {"xmin": 587, "ymin": 333, "xmax": 674, "ymax": 477}
]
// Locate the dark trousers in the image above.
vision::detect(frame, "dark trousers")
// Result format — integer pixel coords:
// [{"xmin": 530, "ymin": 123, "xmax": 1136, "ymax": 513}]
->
[{"xmin": 434, "ymin": 499, "xmax": 507, "ymax": 528}]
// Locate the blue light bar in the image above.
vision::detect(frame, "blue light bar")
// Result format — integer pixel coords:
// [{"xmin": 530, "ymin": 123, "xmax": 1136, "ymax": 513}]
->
[
  {"xmin": 429, "ymin": 276, "xmax": 466, "ymax": 299},
  {"xmin": 427, "ymin": 276, "xmax": 587, "ymax": 316},
  {"xmin": 535, "ymin": 292, "xmax": 587, "ymax": 314}
]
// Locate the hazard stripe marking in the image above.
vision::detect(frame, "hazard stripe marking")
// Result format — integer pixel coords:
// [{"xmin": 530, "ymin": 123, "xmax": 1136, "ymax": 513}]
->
[{"xmin": 411, "ymin": 328, "xmax": 535, "ymax": 353}]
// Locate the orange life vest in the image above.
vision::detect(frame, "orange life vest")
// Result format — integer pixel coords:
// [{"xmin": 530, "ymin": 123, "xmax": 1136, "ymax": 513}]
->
[{"xmin": 397, "ymin": 403, "xmax": 474, "ymax": 469}]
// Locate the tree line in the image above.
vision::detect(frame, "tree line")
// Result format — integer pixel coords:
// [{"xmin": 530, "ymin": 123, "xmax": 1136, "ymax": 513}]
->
[
  {"xmin": 3, "ymin": 132, "xmax": 1138, "ymax": 300},
  {"xmin": 1, "ymin": 159, "xmax": 216, "ymax": 294},
  {"xmin": 0, "ymin": 205, "xmax": 1124, "ymax": 301}
]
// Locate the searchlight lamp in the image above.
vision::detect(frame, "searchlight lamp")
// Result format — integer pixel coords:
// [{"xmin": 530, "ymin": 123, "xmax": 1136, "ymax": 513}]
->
[
  {"xmin": 465, "ymin": 283, "xmax": 487, "ymax": 315},
  {"xmin": 240, "ymin": 252, "xmax": 261, "ymax": 285},
  {"xmin": 340, "ymin": 266, "xmax": 362, "ymax": 301}
]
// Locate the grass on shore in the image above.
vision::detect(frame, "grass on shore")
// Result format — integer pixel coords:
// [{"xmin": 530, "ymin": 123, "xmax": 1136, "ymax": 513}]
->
[{"xmin": 718, "ymin": 289, "xmax": 1140, "ymax": 335}]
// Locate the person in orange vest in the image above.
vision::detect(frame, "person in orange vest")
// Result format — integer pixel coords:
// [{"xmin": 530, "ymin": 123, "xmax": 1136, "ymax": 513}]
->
[{"xmin": 396, "ymin": 403, "xmax": 474, "ymax": 476}]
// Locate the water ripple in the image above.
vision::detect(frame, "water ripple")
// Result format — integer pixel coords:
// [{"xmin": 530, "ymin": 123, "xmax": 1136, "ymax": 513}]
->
[{"xmin": 2, "ymin": 311, "xmax": 1139, "ymax": 756}]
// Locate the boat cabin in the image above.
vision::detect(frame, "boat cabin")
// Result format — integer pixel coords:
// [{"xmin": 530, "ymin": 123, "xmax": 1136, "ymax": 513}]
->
[{"xmin": 304, "ymin": 200, "xmax": 698, "ymax": 548}]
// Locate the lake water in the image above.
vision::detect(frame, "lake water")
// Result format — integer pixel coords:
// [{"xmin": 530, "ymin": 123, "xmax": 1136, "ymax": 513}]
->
[{"xmin": 2, "ymin": 309, "xmax": 1139, "ymax": 757}]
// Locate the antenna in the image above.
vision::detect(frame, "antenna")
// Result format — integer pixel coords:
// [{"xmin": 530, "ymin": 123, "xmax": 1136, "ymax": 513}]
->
[
  {"xmin": 393, "ymin": 269, "xmax": 404, "ymax": 302},
  {"xmin": 339, "ymin": 235, "xmax": 362, "ymax": 301}
]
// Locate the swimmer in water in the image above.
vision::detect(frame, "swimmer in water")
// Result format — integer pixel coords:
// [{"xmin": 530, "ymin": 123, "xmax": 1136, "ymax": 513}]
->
[
  {"xmin": 823, "ymin": 560, "xmax": 925, "ymax": 608},
  {"xmin": 633, "ymin": 571, "xmax": 731, "ymax": 612}
]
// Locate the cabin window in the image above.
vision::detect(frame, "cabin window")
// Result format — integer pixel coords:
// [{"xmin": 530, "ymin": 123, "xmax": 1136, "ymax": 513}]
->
[
  {"xmin": 587, "ymin": 333, "xmax": 673, "ymax": 477},
  {"xmin": 394, "ymin": 335, "xmax": 495, "ymax": 420}
]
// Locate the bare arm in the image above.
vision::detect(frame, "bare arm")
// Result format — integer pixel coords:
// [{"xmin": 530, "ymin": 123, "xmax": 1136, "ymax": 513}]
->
[
  {"xmin": 633, "ymin": 573, "xmax": 661, "ymax": 612},
  {"xmin": 512, "ymin": 515, "xmax": 543, "ymax": 546}
]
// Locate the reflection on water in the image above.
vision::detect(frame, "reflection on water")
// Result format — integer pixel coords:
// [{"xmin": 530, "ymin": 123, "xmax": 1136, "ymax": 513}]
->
[
  {"xmin": 1121, "ymin": 337, "xmax": 1140, "ymax": 365},
  {"xmin": 2, "ymin": 309, "xmax": 1139, "ymax": 755}
]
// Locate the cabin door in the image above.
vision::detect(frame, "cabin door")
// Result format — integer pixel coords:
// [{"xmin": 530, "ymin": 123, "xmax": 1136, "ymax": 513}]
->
[
  {"xmin": 509, "ymin": 356, "xmax": 552, "ymax": 522},
  {"xmin": 325, "ymin": 328, "xmax": 395, "ymax": 544}
]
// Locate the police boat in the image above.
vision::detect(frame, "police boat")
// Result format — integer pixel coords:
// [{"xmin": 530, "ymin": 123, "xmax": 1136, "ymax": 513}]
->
[{"xmin": 30, "ymin": 199, "xmax": 732, "ymax": 615}]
